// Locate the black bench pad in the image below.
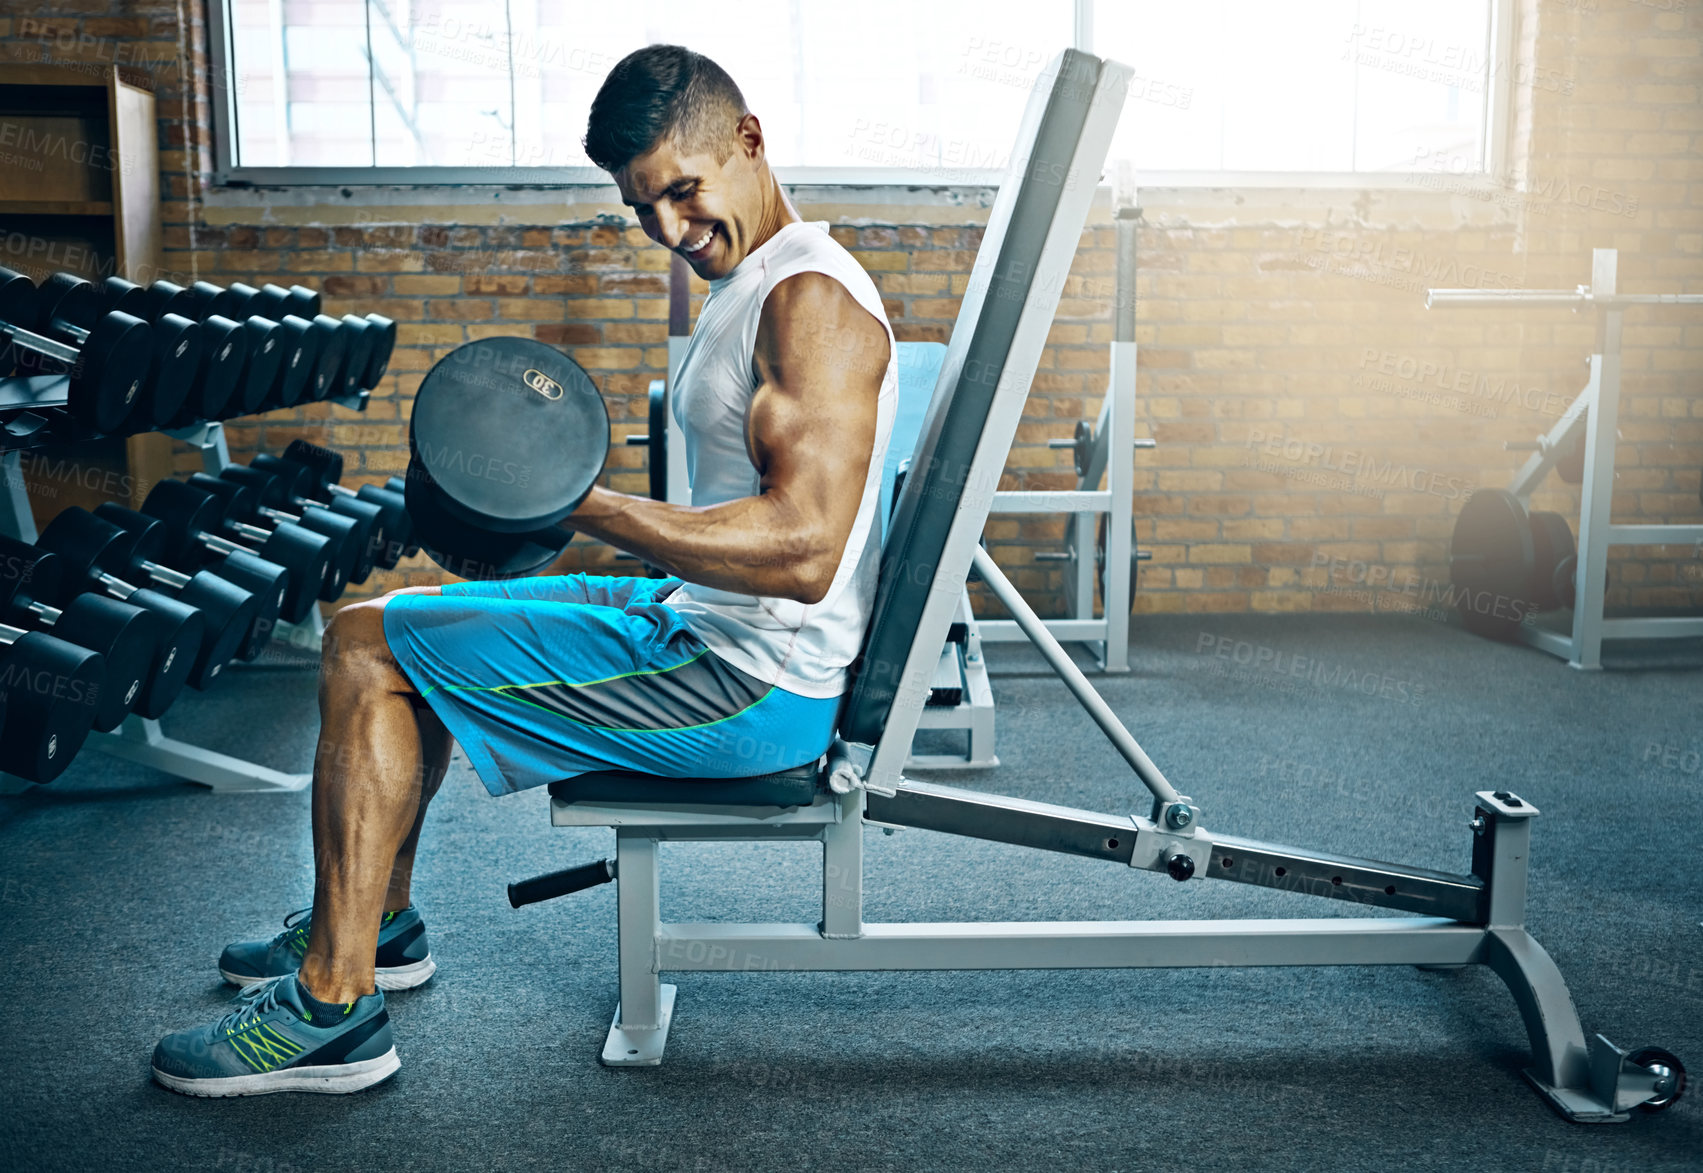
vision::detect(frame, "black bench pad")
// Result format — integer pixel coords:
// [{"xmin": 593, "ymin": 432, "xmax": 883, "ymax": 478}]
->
[{"xmin": 547, "ymin": 761, "xmax": 823, "ymax": 807}]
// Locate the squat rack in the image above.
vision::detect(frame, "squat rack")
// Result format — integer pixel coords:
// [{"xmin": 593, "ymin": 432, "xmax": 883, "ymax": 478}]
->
[{"xmin": 1428, "ymin": 249, "xmax": 1703, "ymax": 669}]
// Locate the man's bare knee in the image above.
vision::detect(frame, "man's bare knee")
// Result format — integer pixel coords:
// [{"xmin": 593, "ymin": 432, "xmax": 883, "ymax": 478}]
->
[{"xmin": 322, "ymin": 599, "xmax": 407, "ymax": 692}]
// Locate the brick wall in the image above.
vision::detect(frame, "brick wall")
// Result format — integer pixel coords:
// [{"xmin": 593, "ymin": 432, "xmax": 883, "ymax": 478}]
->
[{"xmin": 3, "ymin": 1, "xmax": 1699, "ymax": 615}]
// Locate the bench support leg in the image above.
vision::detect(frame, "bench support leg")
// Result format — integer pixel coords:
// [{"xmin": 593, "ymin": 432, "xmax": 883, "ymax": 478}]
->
[{"xmin": 601, "ymin": 832, "xmax": 675, "ymax": 1066}]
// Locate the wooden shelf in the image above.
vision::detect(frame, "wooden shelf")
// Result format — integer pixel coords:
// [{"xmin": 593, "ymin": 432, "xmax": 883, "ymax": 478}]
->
[{"xmin": 0, "ymin": 200, "xmax": 115, "ymax": 216}]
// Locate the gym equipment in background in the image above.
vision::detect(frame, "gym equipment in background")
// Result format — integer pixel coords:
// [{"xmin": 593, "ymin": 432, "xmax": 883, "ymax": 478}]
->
[
  {"xmin": 1432, "ymin": 250, "xmax": 1703, "ymax": 668},
  {"xmin": 505, "ymin": 50, "xmax": 1684, "ymax": 1124},
  {"xmin": 0, "ymin": 534, "xmax": 158, "ymax": 732},
  {"xmin": 0, "ymin": 265, "xmax": 153, "ymax": 435}
]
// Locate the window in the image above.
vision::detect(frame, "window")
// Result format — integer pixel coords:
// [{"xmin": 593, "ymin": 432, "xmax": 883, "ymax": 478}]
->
[{"xmin": 210, "ymin": 0, "xmax": 1508, "ymax": 184}]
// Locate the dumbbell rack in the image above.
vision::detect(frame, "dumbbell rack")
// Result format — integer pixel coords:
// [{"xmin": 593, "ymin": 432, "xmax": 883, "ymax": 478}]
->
[
  {"xmin": 0, "ymin": 430, "xmax": 311, "ymax": 793},
  {"xmin": 1429, "ymin": 248, "xmax": 1703, "ymax": 669}
]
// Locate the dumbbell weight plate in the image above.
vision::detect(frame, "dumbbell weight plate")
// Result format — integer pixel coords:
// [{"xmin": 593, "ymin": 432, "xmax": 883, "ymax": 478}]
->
[
  {"xmin": 175, "ymin": 314, "xmax": 248, "ymax": 423},
  {"xmin": 233, "ymin": 317, "xmax": 287, "ymax": 416},
  {"xmin": 98, "ymin": 276, "xmax": 145, "ymax": 319},
  {"xmin": 282, "ymin": 438, "xmax": 343, "ymax": 485},
  {"xmin": 205, "ymin": 548, "xmax": 292, "ymax": 660},
  {"xmin": 306, "ymin": 315, "xmax": 350, "ymax": 401},
  {"xmin": 27, "ymin": 273, "xmax": 152, "ymax": 434},
  {"xmin": 337, "ymin": 315, "xmax": 378, "ymax": 398},
  {"xmin": 142, "ymin": 313, "xmax": 202, "ymax": 427},
  {"xmin": 404, "ymin": 471, "xmax": 571, "ymax": 580},
  {"xmin": 0, "ymin": 628, "xmax": 103, "ymax": 784},
  {"xmin": 142, "ymin": 281, "xmax": 195, "ymax": 323},
  {"xmin": 648, "ymin": 381, "xmax": 668, "ymax": 502},
  {"xmin": 361, "ymin": 314, "xmax": 396, "ymax": 388},
  {"xmin": 385, "ymin": 476, "xmax": 421, "ymax": 557},
  {"xmin": 264, "ymin": 315, "xmax": 321, "ymax": 411},
  {"xmin": 409, "ymin": 337, "xmax": 609, "ymax": 534},
  {"xmin": 55, "ymin": 593, "xmax": 158, "ymax": 731}
]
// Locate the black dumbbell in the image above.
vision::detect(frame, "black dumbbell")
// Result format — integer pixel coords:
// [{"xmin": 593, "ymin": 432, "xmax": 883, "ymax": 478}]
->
[
  {"xmin": 0, "ymin": 616, "xmax": 103, "ymax": 784},
  {"xmin": 0, "ymin": 265, "xmax": 152, "ymax": 435},
  {"xmin": 173, "ymin": 281, "xmax": 290, "ymax": 420},
  {"xmin": 142, "ymin": 479, "xmax": 332, "ymax": 624},
  {"xmin": 246, "ymin": 283, "xmax": 322, "ymax": 323},
  {"xmin": 279, "ymin": 441, "xmax": 412, "ymax": 569},
  {"xmin": 89, "ymin": 276, "xmax": 202, "ymax": 427},
  {"xmin": 135, "ymin": 280, "xmax": 251, "ymax": 424},
  {"xmin": 93, "ymin": 502, "xmax": 290, "ymax": 663},
  {"xmin": 384, "ymin": 476, "xmax": 423, "ymax": 558},
  {"xmin": 186, "ymin": 472, "xmax": 357, "ymax": 601},
  {"xmin": 0, "ymin": 535, "xmax": 158, "ymax": 733},
  {"xmin": 220, "ymin": 461, "xmax": 390, "ymax": 585},
  {"xmin": 90, "ymin": 507, "xmax": 257, "ymax": 688},
  {"xmin": 35, "ymin": 508, "xmax": 207, "ymax": 717}
]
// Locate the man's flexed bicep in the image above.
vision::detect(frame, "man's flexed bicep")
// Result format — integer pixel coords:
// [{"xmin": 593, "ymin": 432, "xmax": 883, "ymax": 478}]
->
[{"xmin": 566, "ymin": 271, "xmax": 888, "ymax": 603}]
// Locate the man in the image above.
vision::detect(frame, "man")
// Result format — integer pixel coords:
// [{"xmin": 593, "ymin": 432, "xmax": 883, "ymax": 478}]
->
[{"xmin": 151, "ymin": 43, "xmax": 897, "ymax": 1096}]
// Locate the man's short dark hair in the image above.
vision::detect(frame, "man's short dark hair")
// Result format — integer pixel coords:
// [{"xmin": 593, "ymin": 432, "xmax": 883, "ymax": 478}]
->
[{"xmin": 584, "ymin": 44, "xmax": 749, "ymax": 174}]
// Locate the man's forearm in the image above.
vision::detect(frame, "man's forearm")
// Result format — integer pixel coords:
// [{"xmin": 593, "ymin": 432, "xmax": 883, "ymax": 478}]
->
[{"xmin": 566, "ymin": 485, "xmax": 840, "ymax": 602}]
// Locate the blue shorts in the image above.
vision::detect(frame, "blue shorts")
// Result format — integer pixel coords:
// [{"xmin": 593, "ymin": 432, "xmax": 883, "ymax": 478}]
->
[{"xmin": 382, "ymin": 574, "xmax": 841, "ymax": 797}]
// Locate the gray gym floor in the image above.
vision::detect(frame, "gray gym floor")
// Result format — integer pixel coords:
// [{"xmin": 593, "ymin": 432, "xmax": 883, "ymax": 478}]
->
[{"xmin": 1, "ymin": 614, "xmax": 1699, "ymax": 1173}]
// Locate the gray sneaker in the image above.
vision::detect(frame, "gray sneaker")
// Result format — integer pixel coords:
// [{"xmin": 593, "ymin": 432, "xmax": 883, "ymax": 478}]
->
[
  {"xmin": 153, "ymin": 975, "xmax": 397, "ymax": 1097},
  {"xmin": 218, "ymin": 906, "xmax": 437, "ymax": 991}
]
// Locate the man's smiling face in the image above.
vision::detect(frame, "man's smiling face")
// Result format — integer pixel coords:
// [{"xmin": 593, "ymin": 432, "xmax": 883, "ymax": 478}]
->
[{"xmin": 615, "ymin": 117, "xmax": 765, "ymax": 281}]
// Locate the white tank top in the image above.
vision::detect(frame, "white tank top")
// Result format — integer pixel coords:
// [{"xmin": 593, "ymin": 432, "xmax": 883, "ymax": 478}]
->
[{"xmin": 665, "ymin": 220, "xmax": 897, "ymax": 698}]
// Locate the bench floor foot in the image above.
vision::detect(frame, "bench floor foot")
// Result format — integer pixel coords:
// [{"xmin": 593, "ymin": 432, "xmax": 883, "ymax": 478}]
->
[{"xmin": 599, "ymin": 984, "xmax": 677, "ymax": 1067}]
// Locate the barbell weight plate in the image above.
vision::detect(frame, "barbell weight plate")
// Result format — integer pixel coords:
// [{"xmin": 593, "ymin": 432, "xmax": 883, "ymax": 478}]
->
[
  {"xmin": 1073, "ymin": 419, "xmax": 1094, "ymax": 480},
  {"xmin": 410, "ymin": 337, "xmax": 609, "ymax": 534},
  {"xmin": 648, "ymin": 381, "xmax": 668, "ymax": 502},
  {"xmin": 144, "ymin": 313, "xmax": 201, "ymax": 428},
  {"xmin": 0, "ymin": 629, "xmax": 102, "ymax": 783},
  {"xmin": 1526, "ymin": 511, "xmax": 1575, "ymax": 613},
  {"xmin": 1093, "ymin": 514, "xmax": 1142, "ymax": 614},
  {"xmin": 1450, "ymin": 489, "xmax": 1537, "ymax": 640},
  {"xmin": 74, "ymin": 311, "xmax": 153, "ymax": 434}
]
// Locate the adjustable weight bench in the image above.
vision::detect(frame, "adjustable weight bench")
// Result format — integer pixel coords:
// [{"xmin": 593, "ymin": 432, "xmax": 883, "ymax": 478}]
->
[{"xmin": 512, "ymin": 50, "xmax": 1685, "ymax": 1123}]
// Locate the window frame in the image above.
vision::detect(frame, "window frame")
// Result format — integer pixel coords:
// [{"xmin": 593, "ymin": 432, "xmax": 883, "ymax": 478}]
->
[{"xmin": 206, "ymin": 0, "xmax": 1515, "ymax": 191}]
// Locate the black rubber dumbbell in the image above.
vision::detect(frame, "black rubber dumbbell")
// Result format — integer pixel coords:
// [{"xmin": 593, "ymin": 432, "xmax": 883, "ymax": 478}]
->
[
  {"xmin": 0, "ymin": 265, "xmax": 152, "ymax": 435},
  {"xmin": 219, "ymin": 462, "xmax": 389, "ymax": 585},
  {"xmin": 34, "ymin": 507, "xmax": 205, "ymax": 718},
  {"xmin": 0, "ymin": 534, "xmax": 158, "ymax": 732},
  {"xmin": 173, "ymin": 280, "xmax": 289, "ymax": 419},
  {"xmin": 0, "ymin": 616, "xmax": 103, "ymax": 784},
  {"xmin": 93, "ymin": 502, "xmax": 290, "ymax": 663},
  {"xmin": 99, "ymin": 278, "xmax": 248, "ymax": 424},
  {"xmin": 279, "ymin": 440, "xmax": 412, "ymax": 570},
  {"xmin": 37, "ymin": 272, "xmax": 200, "ymax": 430},
  {"xmin": 142, "ymin": 479, "xmax": 332, "ymax": 624},
  {"xmin": 186, "ymin": 472, "xmax": 357, "ymax": 601}
]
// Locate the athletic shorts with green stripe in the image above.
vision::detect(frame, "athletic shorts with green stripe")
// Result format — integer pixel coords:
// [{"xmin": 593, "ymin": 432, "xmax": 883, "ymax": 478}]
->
[{"xmin": 382, "ymin": 574, "xmax": 841, "ymax": 796}]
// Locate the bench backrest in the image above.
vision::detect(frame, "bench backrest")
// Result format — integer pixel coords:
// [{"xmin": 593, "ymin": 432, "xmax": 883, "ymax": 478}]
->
[{"xmin": 840, "ymin": 49, "xmax": 1113, "ymax": 748}]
